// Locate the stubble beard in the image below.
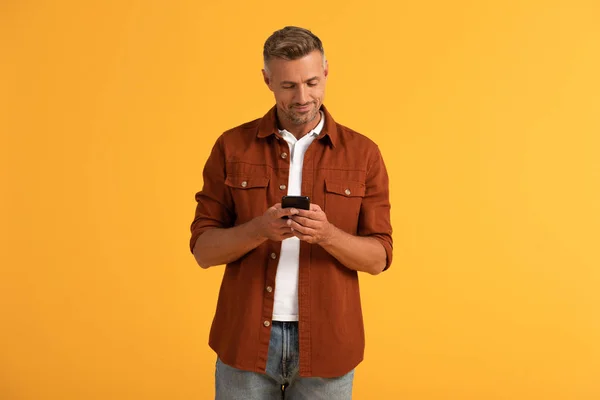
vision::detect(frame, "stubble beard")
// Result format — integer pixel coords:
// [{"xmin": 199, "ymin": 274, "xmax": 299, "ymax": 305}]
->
[{"xmin": 286, "ymin": 102, "xmax": 319, "ymax": 126}]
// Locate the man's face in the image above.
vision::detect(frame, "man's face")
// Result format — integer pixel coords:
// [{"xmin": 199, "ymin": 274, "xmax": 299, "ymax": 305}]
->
[{"xmin": 262, "ymin": 50, "xmax": 328, "ymax": 127}]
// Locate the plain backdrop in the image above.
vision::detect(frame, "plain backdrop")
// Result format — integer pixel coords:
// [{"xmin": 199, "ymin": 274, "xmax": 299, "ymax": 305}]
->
[{"xmin": 1, "ymin": 1, "xmax": 599, "ymax": 399}]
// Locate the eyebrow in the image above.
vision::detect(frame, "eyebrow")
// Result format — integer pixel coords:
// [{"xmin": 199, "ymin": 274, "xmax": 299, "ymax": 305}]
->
[{"xmin": 280, "ymin": 76, "xmax": 320, "ymax": 86}]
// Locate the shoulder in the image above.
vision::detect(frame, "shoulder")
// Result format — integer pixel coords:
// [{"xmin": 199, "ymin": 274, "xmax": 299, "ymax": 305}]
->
[
  {"xmin": 335, "ymin": 123, "xmax": 379, "ymax": 147},
  {"xmin": 220, "ymin": 118, "xmax": 261, "ymax": 141},
  {"xmin": 207, "ymin": 118, "xmax": 263, "ymax": 156},
  {"xmin": 332, "ymin": 122, "xmax": 383, "ymax": 164}
]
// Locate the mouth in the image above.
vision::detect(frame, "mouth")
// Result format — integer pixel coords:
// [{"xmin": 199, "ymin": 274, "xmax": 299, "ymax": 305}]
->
[{"xmin": 293, "ymin": 104, "xmax": 313, "ymax": 112}]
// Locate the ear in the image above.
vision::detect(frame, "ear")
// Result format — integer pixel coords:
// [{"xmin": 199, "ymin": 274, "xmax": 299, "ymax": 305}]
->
[
  {"xmin": 323, "ymin": 60, "xmax": 329, "ymax": 79},
  {"xmin": 262, "ymin": 69, "xmax": 273, "ymax": 91}
]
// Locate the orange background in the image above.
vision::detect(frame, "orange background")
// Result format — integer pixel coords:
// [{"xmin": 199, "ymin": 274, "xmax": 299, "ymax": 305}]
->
[{"xmin": 2, "ymin": 1, "xmax": 599, "ymax": 399}]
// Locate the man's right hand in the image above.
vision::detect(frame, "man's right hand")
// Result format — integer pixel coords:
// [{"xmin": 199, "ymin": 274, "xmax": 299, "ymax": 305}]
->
[{"xmin": 253, "ymin": 203, "xmax": 299, "ymax": 241}]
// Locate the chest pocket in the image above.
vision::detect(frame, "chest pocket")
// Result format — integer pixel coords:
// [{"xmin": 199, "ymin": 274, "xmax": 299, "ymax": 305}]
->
[
  {"xmin": 324, "ymin": 179, "xmax": 365, "ymax": 234},
  {"xmin": 225, "ymin": 175, "xmax": 270, "ymax": 224}
]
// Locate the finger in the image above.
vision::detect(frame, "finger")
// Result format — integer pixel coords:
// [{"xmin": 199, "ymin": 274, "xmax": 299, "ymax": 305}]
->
[
  {"xmin": 294, "ymin": 208, "xmax": 325, "ymax": 221},
  {"xmin": 277, "ymin": 219, "xmax": 295, "ymax": 229},
  {"xmin": 278, "ymin": 225, "xmax": 294, "ymax": 234},
  {"xmin": 288, "ymin": 220, "xmax": 316, "ymax": 236},
  {"xmin": 281, "ymin": 226, "xmax": 295, "ymax": 235},
  {"xmin": 294, "ymin": 208, "xmax": 314, "ymax": 218},
  {"xmin": 292, "ymin": 231, "xmax": 314, "ymax": 243},
  {"xmin": 267, "ymin": 204, "xmax": 283, "ymax": 218},
  {"xmin": 278, "ymin": 207, "xmax": 299, "ymax": 219},
  {"xmin": 309, "ymin": 203, "xmax": 322, "ymax": 212},
  {"xmin": 290, "ymin": 215, "xmax": 320, "ymax": 229}
]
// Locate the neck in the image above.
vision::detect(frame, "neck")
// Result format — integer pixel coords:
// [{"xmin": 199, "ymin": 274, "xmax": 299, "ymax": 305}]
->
[{"xmin": 277, "ymin": 110, "xmax": 322, "ymax": 139}]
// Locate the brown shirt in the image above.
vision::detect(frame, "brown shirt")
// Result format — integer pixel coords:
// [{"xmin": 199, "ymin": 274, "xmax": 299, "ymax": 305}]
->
[{"xmin": 189, "ymin": 105, "xmax": 393, "ymax": 378}]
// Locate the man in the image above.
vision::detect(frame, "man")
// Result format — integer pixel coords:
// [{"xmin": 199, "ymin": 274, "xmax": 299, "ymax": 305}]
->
[{"xmin": 190, "ymin": 26, "xmax": 393, "ymax": 400}]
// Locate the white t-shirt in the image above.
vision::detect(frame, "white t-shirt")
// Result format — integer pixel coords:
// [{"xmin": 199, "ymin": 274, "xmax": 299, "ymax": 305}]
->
[{"xmin": 272, "ymin": 111, "xmax": 325, "ymax": 321}]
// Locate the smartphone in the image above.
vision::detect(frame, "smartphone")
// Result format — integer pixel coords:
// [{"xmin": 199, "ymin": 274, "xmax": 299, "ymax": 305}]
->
[{"xmin": 281, "ymin": 195, "xmax": 310, "ymax": 218}]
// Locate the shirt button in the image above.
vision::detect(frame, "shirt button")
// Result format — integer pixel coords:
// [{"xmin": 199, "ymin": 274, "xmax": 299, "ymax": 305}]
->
[
  {"xmin": 281, "ymin": 152, "xmax": 288, "ymax": 159},
  {"xmin": 279, "ymin": 184, "xmax": 286, "ymax": 190},
  {"xmin": 270, "ymin": 252, "xmax": 277, "ymax": 259},
  {"xmin": 266, "ymin": 286, "xmax": 273, "ymax": 293},
  {"xmin": 241, "ymin": 181, "xmax": 248, "ymax": 188},
  {"xmin": 345, "ymin": 188, "xmax": 351, "ymax": 195},
  {"xmin": 264, "ymin": 320, "xmax": 271, "ymax": 327}
]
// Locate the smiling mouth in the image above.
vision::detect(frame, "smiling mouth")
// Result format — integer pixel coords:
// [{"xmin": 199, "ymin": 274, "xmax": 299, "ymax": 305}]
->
[{"xmin": 294, "ymin": 104, "xmax": 312, "ymax": 112}]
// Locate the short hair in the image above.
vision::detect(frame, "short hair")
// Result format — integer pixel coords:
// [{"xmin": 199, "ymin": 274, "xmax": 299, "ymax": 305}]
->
[{"xmin": 263, "ymin": 26, "xmax": 325, "ymax": 71}]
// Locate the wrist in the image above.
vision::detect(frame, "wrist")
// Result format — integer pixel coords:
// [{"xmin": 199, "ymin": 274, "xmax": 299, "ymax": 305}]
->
[
  {"xmin": 249, "ymin": 215, "xmax": 267, "ymax": 240},
  {"xmin": 319, "ymin": 222, "xmax": 339, "ymax": 247}
]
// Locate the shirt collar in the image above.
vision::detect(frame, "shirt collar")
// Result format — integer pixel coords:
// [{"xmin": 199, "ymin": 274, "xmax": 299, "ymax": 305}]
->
[
  {"xmin": 257, "ymin": 104, "xmax": 337, "ymax": 148},
  {"xmin": 278, "ymin": 110, "xmax": 325, "ymax": 139}
]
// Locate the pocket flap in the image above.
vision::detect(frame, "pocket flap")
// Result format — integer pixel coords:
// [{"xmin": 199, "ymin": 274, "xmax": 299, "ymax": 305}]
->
[
  {"xmin": 225, "ymin": 175, "xmax": 270, "ymax": 189},
  {"xmin": 324, "ymin": 179, "xmax": 365, "ymax": 197}
]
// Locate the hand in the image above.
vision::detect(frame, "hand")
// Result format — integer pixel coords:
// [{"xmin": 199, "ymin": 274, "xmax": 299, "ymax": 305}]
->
[
  {"xmin": 253, "ymin": 203, "xmax": 299, "ymax": 241},
  {"xmin": 287, "ymin": 204, "xmax": 335, "ymax": 245}
]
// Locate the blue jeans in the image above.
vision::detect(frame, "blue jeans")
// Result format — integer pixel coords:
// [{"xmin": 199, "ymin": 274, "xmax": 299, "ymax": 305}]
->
[{"xmin": 215, "ymin": 321, "xmax": 355, "ymax": 399}]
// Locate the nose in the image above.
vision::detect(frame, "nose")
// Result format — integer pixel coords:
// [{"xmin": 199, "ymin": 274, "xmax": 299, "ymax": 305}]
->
[{"xmin": 296, "ymin": 85, "xmax": 308, "ymax": 105}]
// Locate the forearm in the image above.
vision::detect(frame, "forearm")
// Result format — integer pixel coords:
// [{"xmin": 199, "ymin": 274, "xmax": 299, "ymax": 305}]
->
[
  {"xmin": 319, "ymin": 225, "xmax": 387, "ymax": 275},
  {"xmin": 193, "ymin": 219, "xmax": 267, "ymax": 269}
]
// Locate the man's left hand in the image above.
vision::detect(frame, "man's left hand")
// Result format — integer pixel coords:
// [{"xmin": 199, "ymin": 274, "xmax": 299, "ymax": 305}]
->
[{"xmin": 287, "ymin": 204, "xmax": 335, "ymax": 245}]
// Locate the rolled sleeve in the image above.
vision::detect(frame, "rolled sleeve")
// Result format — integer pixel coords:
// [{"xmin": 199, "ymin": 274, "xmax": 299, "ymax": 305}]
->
[
  {"xmin": 189, "ymin": 136, "xmax": 234, "ymax": 253},
  {"xmin": 358, "ymin": 146, "xmax": 393, "ymax": 271}
]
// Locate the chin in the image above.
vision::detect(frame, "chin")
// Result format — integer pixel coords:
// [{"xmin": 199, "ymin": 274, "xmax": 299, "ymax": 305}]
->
[{"xmin": 296, "ymin": 111, "xmax": 318, "ymax": 125}]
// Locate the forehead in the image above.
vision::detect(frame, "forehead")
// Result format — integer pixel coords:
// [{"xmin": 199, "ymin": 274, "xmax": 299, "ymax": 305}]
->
[{"xmin": 267, "ymin": 50, "xmax": 325, "ymax": 81}]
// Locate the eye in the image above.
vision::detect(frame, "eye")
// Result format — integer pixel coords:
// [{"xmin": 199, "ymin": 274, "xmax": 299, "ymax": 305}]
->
[{"xmin": 307, "ymin": 81, "xmax": 318, "ymax": 87}]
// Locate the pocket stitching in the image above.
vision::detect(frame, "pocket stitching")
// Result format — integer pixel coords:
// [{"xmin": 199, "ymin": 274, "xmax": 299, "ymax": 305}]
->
[
  {"xmin": 225, "ymin": 175, "xmax": 270, "ymax": 189},
  {"xmin": 324, "ymin": 179, "xmax": 365, "ymax": 197}
]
